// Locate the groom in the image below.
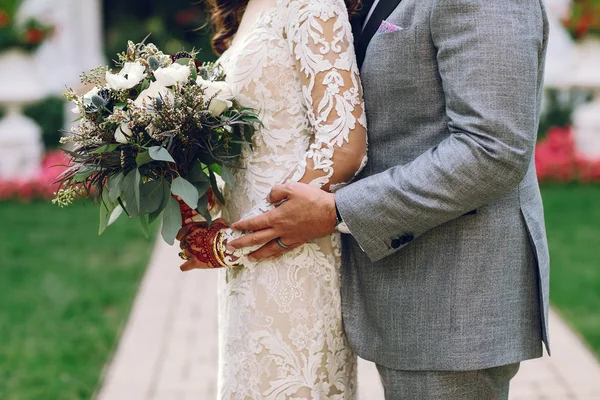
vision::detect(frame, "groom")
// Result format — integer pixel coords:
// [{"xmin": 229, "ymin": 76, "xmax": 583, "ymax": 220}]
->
[{"xmin": 227, "ymin": 0, "xmax": 550, "ymax": 398}]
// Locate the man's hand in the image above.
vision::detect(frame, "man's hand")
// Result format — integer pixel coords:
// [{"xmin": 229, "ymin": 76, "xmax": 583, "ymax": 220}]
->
[{"xmin": 228, "ymin": 182, "xmax": 338, "ymax": 261}]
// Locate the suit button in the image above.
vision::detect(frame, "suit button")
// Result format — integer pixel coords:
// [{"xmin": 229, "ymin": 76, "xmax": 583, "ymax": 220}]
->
[{"xmin": 391, "ymin": 234, "xmax": 415, "ymax": 249}]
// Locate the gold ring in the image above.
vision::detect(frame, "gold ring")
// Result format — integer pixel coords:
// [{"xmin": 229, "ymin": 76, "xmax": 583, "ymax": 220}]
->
[{"xmin": 179, "ymin": 251, "xmax": 190, "ymax": 260}]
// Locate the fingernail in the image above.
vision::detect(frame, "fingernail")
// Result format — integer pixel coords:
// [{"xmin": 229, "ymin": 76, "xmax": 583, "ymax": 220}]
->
[
  {"xmin": 226, "ymin": 244, "xmax": 236, "ymax": 251},
  {"xmin": 248, "ymin": 255, "xmax": 256, "ymax": 262}
]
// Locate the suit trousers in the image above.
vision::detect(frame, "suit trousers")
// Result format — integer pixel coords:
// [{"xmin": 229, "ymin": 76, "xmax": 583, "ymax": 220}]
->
[{"xmin": 376, "ymin": 363, "xmax": 521, "ymax": 400}]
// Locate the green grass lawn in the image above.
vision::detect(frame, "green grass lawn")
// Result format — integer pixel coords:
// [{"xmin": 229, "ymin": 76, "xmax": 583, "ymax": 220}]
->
[
  {"xmin": 0, "ymin": 201, "xmax": 154, "ymax": 400},
  {"xmin": 542, "ymin": 184, "xmax": 600, "ymax": 357}
]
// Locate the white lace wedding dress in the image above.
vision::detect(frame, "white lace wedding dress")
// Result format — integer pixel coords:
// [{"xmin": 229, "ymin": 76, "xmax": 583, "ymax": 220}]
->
[{"xmin": 215, "ymin": 0, "xmax": 367, "ymax": 398}]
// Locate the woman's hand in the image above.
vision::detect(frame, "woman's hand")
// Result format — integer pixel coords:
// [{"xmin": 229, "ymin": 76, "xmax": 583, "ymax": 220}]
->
[{"xmin": 176, "ymin": 218, "xmax": 230, "ymax": 271}]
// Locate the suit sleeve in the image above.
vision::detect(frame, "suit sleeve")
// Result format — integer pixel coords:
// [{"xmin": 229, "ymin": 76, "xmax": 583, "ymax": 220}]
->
[{"xmin": 335, "ymin": 0, "xmax": 547, "ymax": 262}]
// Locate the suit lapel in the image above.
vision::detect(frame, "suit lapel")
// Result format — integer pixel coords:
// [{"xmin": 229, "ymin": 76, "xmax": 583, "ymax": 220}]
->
[{"xmin": 355, "ymin": 0, "xmax": 404, "ymax": 69}]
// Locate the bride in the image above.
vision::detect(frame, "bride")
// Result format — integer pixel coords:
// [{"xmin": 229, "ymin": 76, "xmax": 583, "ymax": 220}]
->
[{"xmin": 177, "ymin": 0, "xmax": 367, "ymax": 398}]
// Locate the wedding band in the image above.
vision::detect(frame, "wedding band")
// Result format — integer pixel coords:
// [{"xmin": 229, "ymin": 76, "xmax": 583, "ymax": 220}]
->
[
  {"xmin": 179, "ymin": 251, "xmax": 190, "ymax": 260},
  {"xmin": 276, "ymin": 237, "xmax": 290, "ymax": 249}
]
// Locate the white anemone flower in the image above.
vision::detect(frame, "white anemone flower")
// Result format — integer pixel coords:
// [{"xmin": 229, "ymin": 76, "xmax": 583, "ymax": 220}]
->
[
  {"xmin": 105, "ymin": 62, "xmax": 147, "ymax": 90},
  {"xmin": 154, "ymin": 63, "xmax": 191, "ymax": 87},
  {"xmin": 71, "ymin": 86, "xmax": 102, "ymax": 114},
  {"xmin": 134, "ymin": 81, "xmax": 174, "ymax": 110}
]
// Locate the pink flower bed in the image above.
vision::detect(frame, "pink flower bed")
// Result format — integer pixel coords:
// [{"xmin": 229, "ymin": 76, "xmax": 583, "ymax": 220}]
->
[
  {"xmin": 0, "ymin": 151, "xmax": 69, "ymax": 202},
  {"xmin": 535, "ymin": 127, "xmax": 600, "ymax": 183}
]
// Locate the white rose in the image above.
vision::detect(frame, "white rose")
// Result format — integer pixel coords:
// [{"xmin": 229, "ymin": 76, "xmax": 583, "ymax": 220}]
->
[
  {"xmin": 105, "ymin": 62, "xmax": 147, "ymax": 90},
  {"xmin": 154, "ymin": 63, "xmax": 191, "ymax": 87},
  {"xmin": 114, "ymin": 122, "xmax": 133, "ymax": 144},
  {"xmin": 196, "ymin": 77, "xmax": 234, "ymax": 101},
  {"xmin": 208, "ymin": 97, "xmax": 233, "ymax": 116},
  {"xmin": 134, "ymin": 81, "xmax": 174, "ymax": 109}
]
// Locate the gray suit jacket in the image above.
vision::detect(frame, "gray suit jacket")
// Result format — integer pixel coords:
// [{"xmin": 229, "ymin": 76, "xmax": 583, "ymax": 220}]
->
[{"xmin": 336, "ymin": 0, "xmax": 550, "ymax": 371}]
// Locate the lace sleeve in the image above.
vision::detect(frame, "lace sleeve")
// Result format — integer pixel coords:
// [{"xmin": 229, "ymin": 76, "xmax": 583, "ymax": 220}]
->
[{"xmin": 286, "ymin": 0, "xmax": 368, "ymax": 192}]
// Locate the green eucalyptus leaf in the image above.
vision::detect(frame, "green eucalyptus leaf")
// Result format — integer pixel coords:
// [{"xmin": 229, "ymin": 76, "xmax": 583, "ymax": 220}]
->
[
  {"xmin": 99, "ymin": 189, "xmax": 115, "ymax": 235},
  {"xmin": 108, "ymin": 205, "xmax": 124, "ymax": 227},
  {"xmin": 139, "ymin": 78, "xmax": 151, "ymax": 92},
  {"xmin": 148, "ymin": 146, "xmax": 175, "ymax": 163},
  {"xmin": 175, "ymin": 58, "xmax": 192, "ymax": 67},
  {"xmin": 221, "ymin": 166, "xmax": 235, "ymax": 189},
  {"xmin": 99, "ymin": 204, "xmax": 109, "ymax": 236},
  {"xmin": 245, "ymin": 116, "xmax": 263, "ymax": 125},
  {"xmin": 117, "ymin": 197, "xmax": 130, "ymax": 217},
  {"xmin": 171, "ymin": 177, "xmax": 199, "ymax": 209},
  {"xmin": 133, "ymin": 172, "xmax": 141, "ymax": 211},
  {"xmin": 107, "ymin": 172, "xmax": 125, "ymax": 203},
  {"xmin": 74, "ymin": 170, "xmax": 95, "ymax": 183},
  {"xmin": 91, "ymin": 144, "xmax": 119, "ymax": 154},
  {"xmin": 139, "ymin": 178, "xmax": 164, "ymax": 214},
  {"xmin": 209, "ymin": 170, "xmax": 225, "ymax": 205},
  {"xmin": 148, "ymin": 180, "xmax": 170, "ymax": 225},
  {"xmin": 122, "ymin": 169, "xmax": 141, "ymax": 217},
  {"xmin": 187, "ymin": 160, "xmax": 209, "ymax": 183},
  {"xmin": 113, "ymin": 103, "xmax": 127, "ymax": 111},
  {"xmin": 136, "ymin": 151, "xmax": 153, "ymax": 167},
  {"xmin": 140, "ymin": 215, "xmax": 150, "ymax": 238},
  {"xmin": 148, "ymin": 210, "xmax": 163, "ymax": 226},
  {"xmin": 193, "ymin": 181, "xmax": 210, "ymax": 199},
  {"xmin": 161, "ymin": 195, "xmax": 182, "ymax": 245},
  {"xmin": 244, "ymin": 124, "xmax": 255, "ymax": 144},
  {"xmin": 196, "ymin": 194, "xmax": 212, "ymax": 225}
]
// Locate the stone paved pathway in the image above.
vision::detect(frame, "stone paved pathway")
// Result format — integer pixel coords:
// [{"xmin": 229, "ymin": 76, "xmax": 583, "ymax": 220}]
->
[{"xmin": 97, "ymin": 239, "xmax": 600, "ymax": 400}]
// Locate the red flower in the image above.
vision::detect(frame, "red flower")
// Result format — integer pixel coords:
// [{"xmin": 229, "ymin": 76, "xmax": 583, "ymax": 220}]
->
[
  {"xmin": 175, "ymin": 11, "xmax": 192, "ymax": 27},
  {"xmin": 0, "ymin": 10, "xmax": 10, "ymax": 27},
  {"xmin": 0, "ymin": 151, "xmax": 69, "ymax": 202},
  {"xmin": 535, "ymin": 127, "xmax": 600, "ymax": 183},
  {"xmin": 24, "ymin": 28, "xmax": 44, "ymax": 44},
  {"xmin": 576, "ymin": 14, "xmax": 593, "ymax": 38}
]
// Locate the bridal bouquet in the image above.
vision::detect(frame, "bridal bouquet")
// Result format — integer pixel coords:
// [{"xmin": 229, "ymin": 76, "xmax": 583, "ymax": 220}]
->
[{"xmin": 55, "ymin": 40, "xmax": 259, "ymax": 244}]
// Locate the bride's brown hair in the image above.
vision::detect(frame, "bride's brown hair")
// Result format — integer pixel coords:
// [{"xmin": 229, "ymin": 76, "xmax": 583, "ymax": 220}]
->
[{"xmin": 204, "ymin": 0, "xmax": 362, "ymax": 55}]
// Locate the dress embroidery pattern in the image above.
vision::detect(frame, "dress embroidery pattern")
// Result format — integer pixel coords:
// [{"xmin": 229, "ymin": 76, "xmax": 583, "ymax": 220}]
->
[{"xmin": 216, "ymin": 0, "xmax": 367, "ymax": 398}]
